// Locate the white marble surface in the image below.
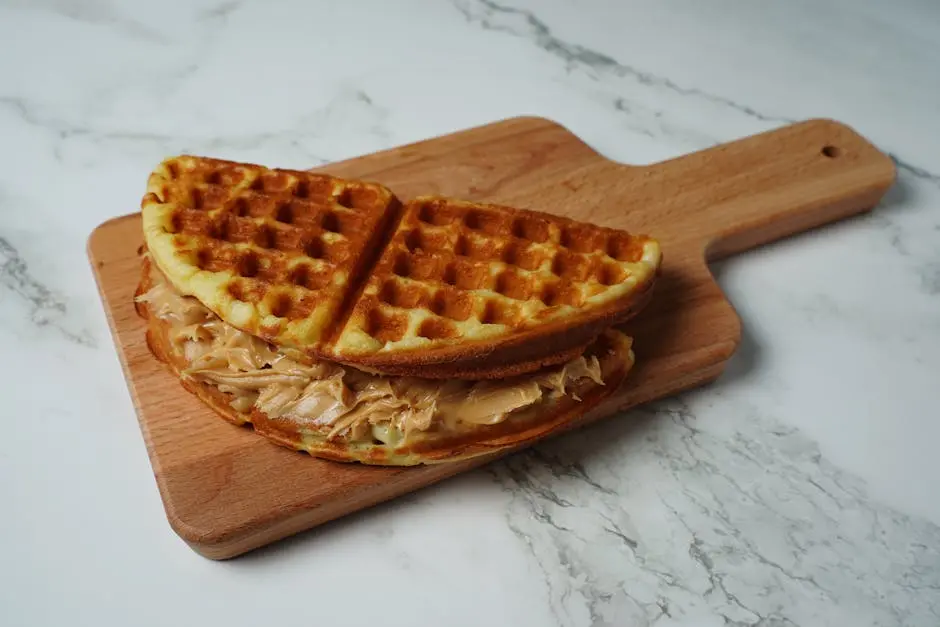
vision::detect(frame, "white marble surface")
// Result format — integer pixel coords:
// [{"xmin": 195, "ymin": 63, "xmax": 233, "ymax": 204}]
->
[{"xmin": 1, "ymin": 0, "xmax": 938, "ymax": 625}]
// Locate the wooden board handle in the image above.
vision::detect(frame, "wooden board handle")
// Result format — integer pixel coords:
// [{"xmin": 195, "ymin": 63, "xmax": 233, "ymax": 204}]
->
[{"xmin": 604, "ymin": 119, "xmax": 897, "ymax": 259}]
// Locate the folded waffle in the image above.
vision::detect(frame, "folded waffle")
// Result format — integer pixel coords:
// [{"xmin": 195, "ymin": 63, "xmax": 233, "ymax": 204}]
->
[
  {"xmin": 141, "ymin": 156, "xmax": 661, "ymax": 379},
  {"xmin": 136, "ymin": 155, "xmax": 661, "ymax": 465}
]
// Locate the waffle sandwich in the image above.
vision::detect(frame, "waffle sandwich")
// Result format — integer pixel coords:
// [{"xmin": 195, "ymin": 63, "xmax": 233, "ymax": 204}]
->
[{"xmin": 135, "ymin": 156, "xmax": 661, "ymax": 465}]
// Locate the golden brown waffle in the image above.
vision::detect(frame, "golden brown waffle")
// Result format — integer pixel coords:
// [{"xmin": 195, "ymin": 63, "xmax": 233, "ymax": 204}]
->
[
  {"xmin": 141, "ymin": 156, "xmax": 400, "ymax": 348},
  {"xmin": 329, "ymin": 196, "xmax": 660, "ymax": 377},
  {"xmin": 141, "ymin": 156, "xmax": 660, "ymax": 379}
]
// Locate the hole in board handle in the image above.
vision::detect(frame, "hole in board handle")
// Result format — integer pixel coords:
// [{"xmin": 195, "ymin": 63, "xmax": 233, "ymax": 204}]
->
[{"xmin": 821, "ymin": 145, "xmax": 841, "ymax": 159}]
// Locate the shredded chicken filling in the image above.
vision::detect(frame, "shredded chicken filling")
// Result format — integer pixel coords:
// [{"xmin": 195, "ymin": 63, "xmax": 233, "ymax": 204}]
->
[{"xmin": 137, "ymin": 267, "xmax": 603, "ymax": 446}]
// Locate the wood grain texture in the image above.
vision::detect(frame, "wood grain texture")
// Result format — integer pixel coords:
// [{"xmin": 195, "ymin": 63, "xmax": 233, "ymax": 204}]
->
[{"xmin": 87, "ymin": 116, "xmax": 895, "ymax": 559}]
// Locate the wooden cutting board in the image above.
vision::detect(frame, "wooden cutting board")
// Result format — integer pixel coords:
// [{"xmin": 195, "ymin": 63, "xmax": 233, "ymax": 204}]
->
[{"xmin": 87, "ymin": 116, "xmax": 895, "ymax": 559}]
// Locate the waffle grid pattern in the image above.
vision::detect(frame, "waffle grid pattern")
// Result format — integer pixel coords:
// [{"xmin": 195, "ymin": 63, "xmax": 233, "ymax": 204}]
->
[
  {"xmin": 333, "ymin": 197, "xmax": 660, "ymax": 353},
  {"xmin": 141, "ymin": 156, "xmax": 395, "ymax": 345}
]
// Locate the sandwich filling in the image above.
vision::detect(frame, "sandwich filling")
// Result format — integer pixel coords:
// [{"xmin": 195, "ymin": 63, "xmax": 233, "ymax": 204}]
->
[{"xmin": 137, "ymin": 261, "xmax": 607, "ymax": 447}]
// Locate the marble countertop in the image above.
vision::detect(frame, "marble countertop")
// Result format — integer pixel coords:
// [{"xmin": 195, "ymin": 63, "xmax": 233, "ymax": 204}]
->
[{"xmin": 2, "ymin": 1, "xmax": 938, "ymax": 625}]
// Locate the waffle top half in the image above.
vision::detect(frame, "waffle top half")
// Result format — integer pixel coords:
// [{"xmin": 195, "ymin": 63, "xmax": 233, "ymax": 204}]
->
[{"xmin": 141, "ymin": 156, "xmax": 662, "ymax": 379}]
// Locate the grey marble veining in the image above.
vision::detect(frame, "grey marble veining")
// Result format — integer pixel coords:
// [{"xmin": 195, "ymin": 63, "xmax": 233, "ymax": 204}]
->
[
  {"xmin": 0, "ymin": 233, "xmax": 95, "ymax": 347},
  {"xmin": 0, "ymin": 88, "xmax": 391, "ymax": 168},
  {"xmin": 5, "ymin": 0, "xmax": 167, "ymax": 41},
  {"xmin": 455, "ymin": 0, "xmax": 940, "ymax": 185},
  {"xmin": 454, "ymin": 0, "xmax": 793, "ymax": 122},
  {"xmin": 0, "ymin": 1, "xmax": 938, "ymax": 625},
  {"xmin": 492, "ymin": 398, "xmax": 940, "ymax": 626}
]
